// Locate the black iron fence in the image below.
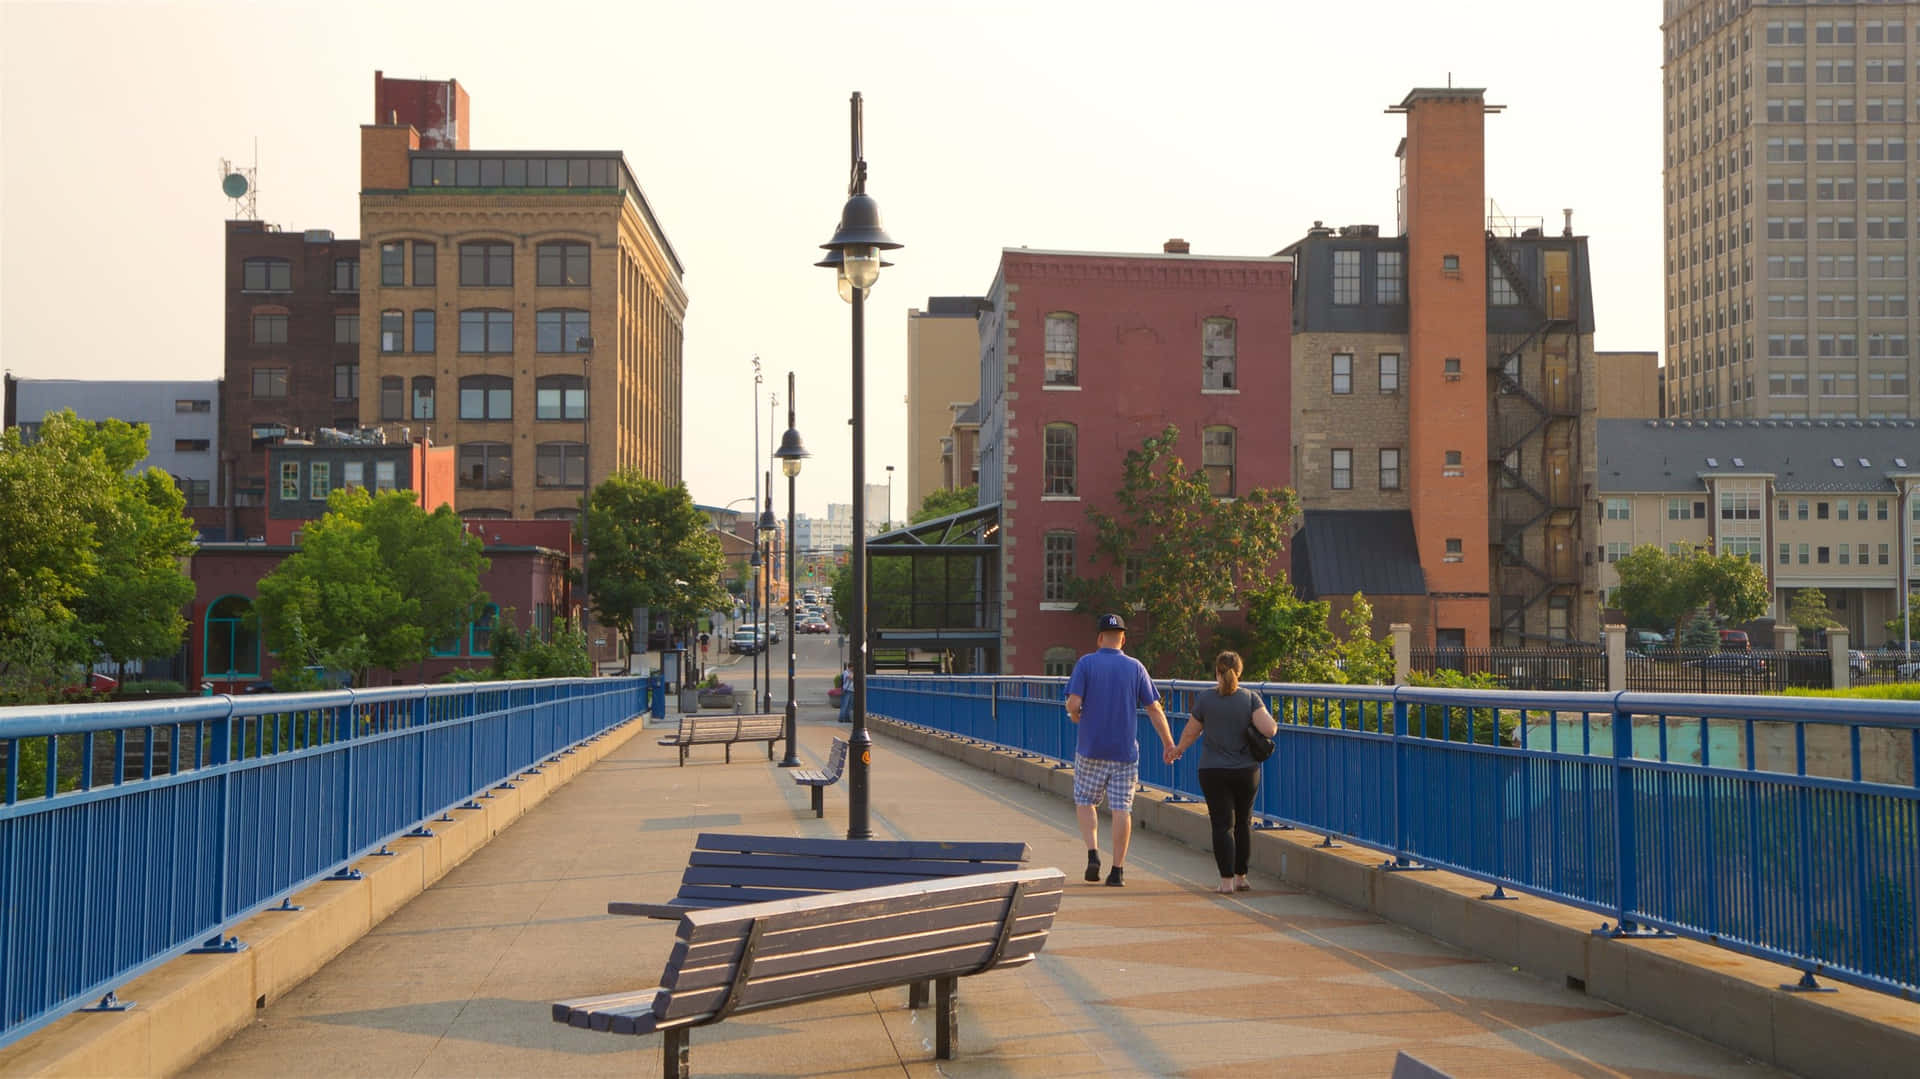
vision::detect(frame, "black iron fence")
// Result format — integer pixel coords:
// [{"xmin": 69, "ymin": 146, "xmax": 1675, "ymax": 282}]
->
[
  {"xmin": 1408, "ymin": 647, "xmax": 1836, "ymax": 694},
  {"xmin": 1409, "ymin": 648, "xmax": 1604, "ymax": 691}
]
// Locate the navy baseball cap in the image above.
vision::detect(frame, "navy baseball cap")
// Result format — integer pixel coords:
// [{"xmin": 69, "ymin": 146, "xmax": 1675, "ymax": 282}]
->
[{"xmin": 1097, "ymin": 613, "xmax": 1126, "ymax": 632}]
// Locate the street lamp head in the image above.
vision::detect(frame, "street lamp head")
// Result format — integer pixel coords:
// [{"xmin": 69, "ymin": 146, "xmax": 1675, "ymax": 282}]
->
[
  {"xmin": 757, "ymin": 493, "xmax": 777, "ymax": 536},
  {"xmin": 749, "ymin": 548, "xmax": 762, "ymax": 568},
  {"xmin": 774, "ymin": 425, "xmax": 809, "ymax": 478},
  {"xmin": 820, "ymin": 193, "xmax": 900, "ymax": 295},
  {"xmin": 814, "ymin": 246, "xmax": 895, "ymax": 304}
]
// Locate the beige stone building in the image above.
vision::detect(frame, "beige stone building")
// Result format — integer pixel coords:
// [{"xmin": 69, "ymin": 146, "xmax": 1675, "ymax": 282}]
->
[
  {"xmin": 356, "ymin": 77, "xmax": 686, "ymax": 520},
  {"xmin": 1663, "ymin": 0, "xmax": 1918, "ymax": 423},
  {"xmin": 906, "ymin": 297, "xmax": 987, "ymax": 511},
  {"xmin": 1595, "ymin": 418, "xmax": 1920, "ymax": 644},
  {"xmin": 1596, "ymin": 351, "xmax": 1663, "ymax": 417}
]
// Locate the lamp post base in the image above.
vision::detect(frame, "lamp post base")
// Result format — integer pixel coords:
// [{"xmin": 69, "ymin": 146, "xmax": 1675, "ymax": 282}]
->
[{"xmin": 778, "ymin": 702, "xmax": 801, "ymax": 767}]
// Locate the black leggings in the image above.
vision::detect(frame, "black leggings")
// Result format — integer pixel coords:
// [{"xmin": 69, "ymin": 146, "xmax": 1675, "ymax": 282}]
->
[{"xmin": 1198, "ymin": 766, "xmax": 1260, "ymax": 878}]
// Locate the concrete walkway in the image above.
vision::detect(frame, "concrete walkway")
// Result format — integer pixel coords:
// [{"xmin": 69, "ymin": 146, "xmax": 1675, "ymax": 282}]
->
[{"xmin": 187, "ymin": 699, "xmax": 1784, "ymax": 1078}]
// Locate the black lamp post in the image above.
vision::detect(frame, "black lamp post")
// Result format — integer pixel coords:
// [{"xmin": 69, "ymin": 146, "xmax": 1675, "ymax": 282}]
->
[
  {"xmin": 747, "ymin": 545, "xmax": 761, "ymax": 708},
  {"xmin": 773, "ymin": 373, "xmax": 809, "ymax": 767},
  {"xmin": 817, "ymin": 90, "xmax": 902, "ymax": 841},
  {"xmin": 758, "ymin": 481, "xmax": 777, "ymax": 714}
]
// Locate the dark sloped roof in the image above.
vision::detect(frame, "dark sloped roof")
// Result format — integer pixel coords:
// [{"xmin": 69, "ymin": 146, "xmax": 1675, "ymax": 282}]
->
[
  {"xmin": 1597, "ymin": 418, "xmax": 1920, "ymax": 493},
  {"xmin": 1291, "ymin": 510, "xmax": 1427, "ymax": 598}
]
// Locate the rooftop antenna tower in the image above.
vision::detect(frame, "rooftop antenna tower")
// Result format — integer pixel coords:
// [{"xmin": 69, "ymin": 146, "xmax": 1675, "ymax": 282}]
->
[{"xmin": 219, "ymin": 138, "xmax": 259, "ymax": 220}]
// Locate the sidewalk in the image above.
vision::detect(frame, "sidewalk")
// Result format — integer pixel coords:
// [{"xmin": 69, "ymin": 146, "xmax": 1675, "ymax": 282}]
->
[{"xmin": 185, "ymin": 703, "xmax": 1782, "ymax": 1078}]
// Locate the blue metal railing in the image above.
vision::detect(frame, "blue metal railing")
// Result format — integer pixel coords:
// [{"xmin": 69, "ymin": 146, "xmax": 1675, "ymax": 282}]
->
[
  {"xmin": 869, "ymin": 675, "xmax": 1920, "ymax": 999},
  {"xmin": 0, "ymin": 677, "xmax": 642, "ymax": 1047}
]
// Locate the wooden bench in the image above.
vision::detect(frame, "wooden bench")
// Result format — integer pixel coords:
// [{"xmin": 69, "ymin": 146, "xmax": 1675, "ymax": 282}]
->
[
  {"xmin": 553, "ymin": 867, "xmax": 1065, "ymax": 1076},
  {"xmin": 608, "ymin": 832, "xmax": 1032, "ymax": 920},
  {"xmin": 791, "ymin": 737, "xmax": 848, "ymax": 817},
  {"xmin": 655, "ymin": 713, "xmax": 785, "ymax": 766}
]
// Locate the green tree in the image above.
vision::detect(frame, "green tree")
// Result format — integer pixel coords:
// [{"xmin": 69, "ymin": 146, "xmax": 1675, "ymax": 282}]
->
[
  {"xmin": 583, "ymin": 473, "xmax": 728, "ymax": 653},
  {"xmin": 77, "ymin": 468, "xmax": 198, "ymax": 678},
  {"xmin": 1610, "ymin": 542, "xmax": 1769, "ymax": 632},
  {"xmin": 1787, "ymin": 587, "xmax": 1841, "ymax": 640},
  {"xmin": 1609, "ymin": 544, "xmax": 1691, "ymax": 631},
  {"xmin": 1886, "ymin": 594, "xmax": 1920, "ymax": 645},
  {"xmin": 1233, "ymin": 574, "xmax": 1339, "ymax": 684},
  {"xmin": 491, "ymin": 611, "xmax": 592, "ymax": 679},
  {"xmin": 911, "ymin": 485, "xmax": 978, "ymax": 524},
  {"xmin": 1334, "ymin": 596, "xmax": 1396, "ymax": 686},
  {"xmin": 1679, "ymin": 611, "xmax": 1719, "ymax": 649},
  {"xmin": 1074, "ymin": 426, "xmax": 1299, "ymax": 676},
  {"xmin": 1686, "ymin": 546, "xmax": 1770, "ymax": 625},
  {"xmin": 255, "ymin": 488, "xmax": 488, "ymax": 685}
]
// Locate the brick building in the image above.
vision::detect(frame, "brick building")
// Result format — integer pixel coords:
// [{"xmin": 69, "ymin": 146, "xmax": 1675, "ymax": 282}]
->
[
  {"xmin": 906, "ymin": 296, "xmax": 988, "ymax": 508},
  {"xmin": 977, "ymin": 242, "xmax": 1294, "ymax": 675},
  {"xmin": 1284, "ymin": 88, "xmax": 1603, "ymax": 649},
  {"xmin": 357, "ymin": 72, "xmax": 688, "ymax": 520},
  {"xmin": 220, "ymin": 220, "xmax": 362, "ymax": 540}
]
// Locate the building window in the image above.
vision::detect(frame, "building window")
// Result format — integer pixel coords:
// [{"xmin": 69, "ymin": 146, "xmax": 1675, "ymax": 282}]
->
[
  {"xmin": 1331, "ymin": 449, "xmax": 1352, "ymax": 490},
  {"xmin": 1817, "ymin": 546, "xmax": 1831, "ymax": 565},
  {"xmin": 1817, "ymin": 501, "xmax": 1830, "ymax": 520},
  {"xmin": 172, "ymin": 438, "xmax": 210, "ymax": 452},
  {"xmin": 279, "ymin": 460, "xmax": 300, "ymax": 500},
  {"xmin": 1332, "ymin": 250, "xmax": 1361, "ymax": 305},
  {"xmin": 536, "ymin": 374, "xmax": 587, "ymax": 420},
  {"xmin": 1443, "ymin": 357, "xmax": 1462, "ymax": 377},
  {"xmin": 1043, "ymin": 531, "xmax": 1076, "ymax": 602},
  {"xmin": 1043, "ymin": 423, "xmax": 1077, "ymax": 497},
  {"xmin": 1879, "ymin": 543, "xmax": 1890, "ymax": 565},
  {"xmin": 1201, "ymin": 318, "xmax": 1236, "ymax": 390},
  {"xmin": 458, "ymin": 309, "xmax": 513, "ymax": 353},
  {"xmin": 204, "ymin": 596, "xmax": 260, "ymax": 678},
  {"xmin": 252, "ymin": 314, "xmax": 287, "ymax": 345},
  {"xmin": 1202, "ymin": 426, "xmax": 1235, "ymax": 497},
  {"xmin": 1444, "ymin": 538, "xmax": 1463, "ymax": 562},
  {"xmin": 1489, "ymin": 262, "xmax": 1520, "ymax": 306},
  {"xmin": 1878, "ymin": 499, "xmax": 1890, "ymax": 520},
  {"xmin": 333, "ymin": 259, "xmax": 359, "ymax": 291},
  {"xmin": 411, "ymin": 376, "xmax": 435, "ymax": 420},
  {"xmin": 380, "ymin": 242, "xmax": 405, "ymax": 286},
  {"xmin": 1379, "ymin": 448, "xmax": 1401, "ymax": 490},
  {"xmin": 1604, "ymin": 541, "xmax": 1630, "ymax": 562},
  {"xmin": 412, "ymin": 242, "xmax": 436, "ymax": 287},
  {"xmin": 536, "ymin": 242, "xmax": 590, "ymax": 287},
  {"xmin": 470, "ymin": 604, "xmax": 499, "ymax": 657},
  {"xmin": 536, "ymin": 309, "xmax": 592, "ymax": 353},
  {"xmin": 1375, "ymin": 251, "xmax": 1404, "ymax": 304},
  {"xmin": 1378, "ymin": 353, "xmax": 1400, "ymax": 393},
  {"xmin": 411, "ymin": 309, "xmax": 435, "ymax": 353},
  {"xmin": 375, "ymin": 460, "xmax": 397, "ymax": 491},
  {"xmin": 334, "ymin": 313, "xmax": 360, "ymax": 344},
  {"xmin": 458, "ymin": 443, "xmax": 512, "ymax": 490},
  {"xmin": 242, "ymin": 258, "xmax": 290, "ymax": 291},
  {"xmin": 1798, "ymin": 543, "xmax": 1810, "ymax": 564},
  {"xmin": 1605, "ymin": 497, "xmax": 1631, "ymax": 520},
  {"xmin": 251, "ymin": 367, "xmax": 287, "ymax": 400},
  {"xmin": 1445, "ymin": 450, "xmax": 1464, "ymax": 475},
  {"xmin": 1042, "ymin": 647, "xmax": 1076, "ymax": 678},
  {"xmin": 379, "ymin": 376, "xmax": 403, "ymax": 420},
  {"xmin": 381, "ymin": 310, "xmax": 404, "ymax": 353},
  {"xmin": 343, "ymin": 461, "xmax": 364, "ymax": 488},
  {"xmin": 175, "ymin": 398, "xmax": 211, "ymax": 414},
  {"xmin": 333, "ymin": 363, "xmax": 358, "ymax": 401},
  {"xmin": 535, "ymin": 442, "xmax": 586, "ymax": 488},
  {"xmin": 1441, "ymin": 254, "xmax": 1460, "ymax": 272},
  {"xmin": 1331, "ymin": 353, "xmax": 1353, "ymax": 394},
  {"xmin": 459, "ymin": 375, "xmax": 513, "ymax": 420},
  {"xmin": 459, "ymin": 242, "xmax": 513, "ymax": 287},
  {"xmin": 1044, "ymin": 313, "xmax": 1077, "ymax": 387},
  {"xmin": 308, "ymin": 461, "xmax": 331, "ymax": 501},
  {"xmin": 179, "ymin": 478, "xmax": 210, "ymax": 506},
  {"xmin": 1671, "ymin": 497, "xmax": 1694, "ymax": 520}
]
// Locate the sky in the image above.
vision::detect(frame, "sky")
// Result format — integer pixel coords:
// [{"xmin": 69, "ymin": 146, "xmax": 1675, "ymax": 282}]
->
[{"xmin": 1, "ymin": 0, "xmax": 1663, "ymax": 520}]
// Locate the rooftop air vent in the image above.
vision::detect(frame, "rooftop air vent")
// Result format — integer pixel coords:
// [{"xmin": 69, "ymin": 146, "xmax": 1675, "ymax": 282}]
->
[
  {"xmin": 1706, "ymin": 457, "xmax": 1719, "ymax": 468},
  {"xmin": 1896, "ymin": 457, "xmax": 1910, "ymax": 469},
  {"xmin": 1832, "ymin": 457, "xmax": 1845, "ymax": 467},
  {"xmin": 1733, "ymin": 457, "xmax": 1745, "ymax": 467},
  {"xmin": 1859, "ymin": 458, "xmax": 1871, "ymax": 468}
]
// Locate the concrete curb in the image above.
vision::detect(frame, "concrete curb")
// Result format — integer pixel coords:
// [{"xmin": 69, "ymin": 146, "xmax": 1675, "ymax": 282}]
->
[
  {"xmin": 0, "ymin": 717, "xmax": 646, "ymax": 1079},
  {"xmin": 871, "ymin": 716, "xmax": 1920, "ymax": 1079}
]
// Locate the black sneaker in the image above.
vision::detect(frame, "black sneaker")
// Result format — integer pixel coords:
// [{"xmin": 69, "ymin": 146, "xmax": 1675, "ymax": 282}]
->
[
  {"xmin": 1105, "ymin": 866, "xmax": 1125, "ymax": 887},
  {"xmin": 1084, "ymin": 854, "xmax": 1101, "ymax": 883}
]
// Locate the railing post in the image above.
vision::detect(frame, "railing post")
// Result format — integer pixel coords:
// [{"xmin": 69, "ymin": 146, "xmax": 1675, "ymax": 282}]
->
[
  {"xmin": 1391, "ymin": 689, "xmax": 1410, "ymax": 861},
  {"xmin": 1595, "ymin": 693, "xmax": 1668, "ymax": 939}
]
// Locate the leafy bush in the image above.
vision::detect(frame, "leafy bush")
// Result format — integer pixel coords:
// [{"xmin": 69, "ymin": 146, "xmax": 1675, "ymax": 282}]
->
[
  {"xmin": 111, "ymin": 680, "xmax": 186, "ymax": 699},
  {"xmin": 1783, "ymin": 684, "xmax": 1920, "ymax": 701},
  {"xmin": 437, "ymin": 667, "xmax": 495, "ymax": 683},
  {"xmin": 1405, "ymin": 669, "xmax": 1517, "ymax": 745}
]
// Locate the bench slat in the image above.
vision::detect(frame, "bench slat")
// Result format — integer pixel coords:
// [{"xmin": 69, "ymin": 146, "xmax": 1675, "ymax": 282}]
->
[
  {"xmin": 669, "ymin": 933, "xmax": 1052, "ymax": 1019},
  {"xmin": 552, "ymin": 988, "xmax": 660, "ymax": 1024},
  {"xmin": 688, "ymin": 833, "xmax": 1032, "ymax": 864},
  {"xmin": 682, "ymin": 865, "xmax": 996, "ymax": 892},
  {"xmin": 671, "ymin": 894, "xmax": 1060, "ymax": 973},
  {"xmin": 686, "ymin": 851, "xmax": 1030, "ymax": 878}
]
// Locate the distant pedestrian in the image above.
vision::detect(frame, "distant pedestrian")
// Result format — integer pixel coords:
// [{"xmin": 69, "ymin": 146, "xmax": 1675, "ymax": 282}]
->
[
  {"xmin": 1169, "ymin": 651, "xmax": 1277, "ymax": 894},
  {"xmin": 838, "ymin": 662, "xmax": 854, "ymax": 722},
  {"xmin": 1065, "ymin": 614, "xmax": 1175, "ymax": 887}
]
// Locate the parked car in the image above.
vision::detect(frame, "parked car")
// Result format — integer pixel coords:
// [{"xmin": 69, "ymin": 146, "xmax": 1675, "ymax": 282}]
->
[
  {"xmin": 1717, "ymin": 629, "xmax": 1751, "ymax": 652},
  {"xmin": 729, "ymin": 628, "xmax": 762, "ymax": 654},
  {"xmin": 1684, "ymin": 652, "xmax": 1767, "ymax": 673},
  {"xmin": 1898, "ymin": 659, "xmax": 1920, "ymax": 681},
  {"xmin": 1848, "ymin": 650, "xmax": 1869, "ymax": 676}
]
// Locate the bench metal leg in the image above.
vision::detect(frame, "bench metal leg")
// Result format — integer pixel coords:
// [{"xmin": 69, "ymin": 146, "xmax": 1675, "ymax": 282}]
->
[
  {"xmin": 725, "ymin": 743, "xmax": 732, "ymax": 763},
  {"xmin": 934, "ymin": 976, "xmax": 957, "ymax": 1059},
  {"xmin": 811, "ymin": 786, "xmax": 824, "ymax": 818},
  {"xmin": 678, "ymin": 746, "xmax": 687, "ymax": 767},
  {"xmin": 662, "ymin": 1027, "xmax": 689, "ymax": 1079},
  {"xmin": 907, "ymin": 979, "xmax": 928, "ymax": 1009}
]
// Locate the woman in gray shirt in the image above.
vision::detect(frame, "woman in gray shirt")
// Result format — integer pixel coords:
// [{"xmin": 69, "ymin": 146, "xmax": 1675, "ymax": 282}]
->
[{"xmin": 1170, "ymin": 651, "xmax": 1278, "ymax": 894}]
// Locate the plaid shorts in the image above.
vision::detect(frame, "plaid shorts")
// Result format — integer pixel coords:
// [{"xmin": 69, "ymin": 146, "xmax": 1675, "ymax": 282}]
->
[{"xmin": 1072, "ymin": 755, "xmax": 1138, "ymax": 813}]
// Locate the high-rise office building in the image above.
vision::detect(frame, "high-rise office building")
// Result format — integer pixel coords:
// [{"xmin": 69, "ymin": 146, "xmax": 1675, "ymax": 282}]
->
[{"xmin": 1662, "ymin": 0, "xmax": 1917, "ymax": 421}]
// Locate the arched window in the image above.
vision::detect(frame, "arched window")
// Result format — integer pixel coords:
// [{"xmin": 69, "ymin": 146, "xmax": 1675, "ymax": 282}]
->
[
  {"xmin": 204, "ymin": 595, "xmax": 260, "ymax": 678},
  {"xmin": 459, "ymin": 375, "xmax": 513, "ymax": 420},
  {"xmin": 536, "ymin": 309, "xmax": 592, "ymax": 353},
  {"xmin": 1202, "ymin": 317, "xmax": 1236, "ymax": 390},
  {"xmin": 458, "ymin": 242, "xmax": 513, "ymax": 287},
  {"xmin": 536, "ymin": 374, "xmax": 587, "ymax": 419},
  {"xmin": 1042, "ymin": 647, "xmax": 1076, "ymax": 678},
  {"xmin": 1044, "ymin": 313, "xmax": 1078, "ymax": 386},
  {"xmin": 470, "ymin": 603, "xmax": 500, "ymax": 656},
  {"xmin": 535, "ymin": 441, "xmax": 586, "ymax": 488},
  {"xmin": 458, "ymin": 308, "xmax": 514, "ymax": 353},
  {"xmin": 379, "ymin": 376, "xmax": 404, "ymax": 421},
  {"xmin": 1043, "ymin": 423, "xmax": 1077, "ymax": 497},
  {"xmin": 458, "ymin": 442, "xmax": 512, "ymax": 490}
]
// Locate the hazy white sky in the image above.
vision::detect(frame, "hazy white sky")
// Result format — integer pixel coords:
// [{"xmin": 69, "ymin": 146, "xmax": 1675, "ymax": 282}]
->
[{"xmin": 2, "ymin": 0, "xmax": 1661, "ymax": 519}]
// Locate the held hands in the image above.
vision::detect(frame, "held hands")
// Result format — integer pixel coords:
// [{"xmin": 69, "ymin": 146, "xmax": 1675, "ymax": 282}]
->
[{"xmin": 1163, "ymin": 743, "xmax": 1184, "ymax": 765}]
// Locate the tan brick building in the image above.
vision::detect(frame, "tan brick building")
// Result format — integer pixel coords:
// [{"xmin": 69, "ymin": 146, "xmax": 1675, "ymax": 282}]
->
[
  {"xmin": 1596, "ymin": 350, "xmax": 1663, "ymax": 417},
  {"xmin": 906, "ymin": 297, "xmax": 987, "ymax": 511},
  {"xmin": 356, "ymin": 73, "xmax": 686, "ymax": 520}
]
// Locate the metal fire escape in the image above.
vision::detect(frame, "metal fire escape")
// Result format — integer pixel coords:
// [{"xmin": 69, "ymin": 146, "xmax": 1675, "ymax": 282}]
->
[{"xmin": 1487, "ymin": 229, "xmax": 1583, "ymax": 644}]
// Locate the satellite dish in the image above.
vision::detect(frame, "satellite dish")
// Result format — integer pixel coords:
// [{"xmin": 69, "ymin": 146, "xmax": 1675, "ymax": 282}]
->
[{"xmin": 222, "ymin": 173, "xmax": 250, "ymax": 198}]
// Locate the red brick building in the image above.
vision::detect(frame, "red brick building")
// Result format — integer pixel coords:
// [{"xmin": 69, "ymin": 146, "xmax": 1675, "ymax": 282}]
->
[{"xmin": 976, "ymin": 242, "xmax": 1295, "ymax": 675}]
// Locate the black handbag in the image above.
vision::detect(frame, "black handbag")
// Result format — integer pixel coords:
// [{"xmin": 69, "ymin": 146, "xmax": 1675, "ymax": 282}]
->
[{"xmin": 1244, "ymin": 691, "xmax": 1275, "ymax": 761}]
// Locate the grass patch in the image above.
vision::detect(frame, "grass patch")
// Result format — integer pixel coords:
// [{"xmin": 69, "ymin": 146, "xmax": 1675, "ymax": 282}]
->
[{"xmin": 1782, "ymin": 683, "xmax": 1920, "ymax": 701}]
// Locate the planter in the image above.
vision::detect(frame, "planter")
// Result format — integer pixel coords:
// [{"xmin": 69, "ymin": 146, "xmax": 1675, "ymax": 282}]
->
[{"xmin": 697, "ymin": 690, "xmax": 737, "ymax": 711}]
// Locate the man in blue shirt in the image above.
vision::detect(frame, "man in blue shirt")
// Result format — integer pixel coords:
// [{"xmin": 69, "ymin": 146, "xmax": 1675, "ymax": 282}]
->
[{"xmin": 1065, "ymin": 614, "xmax": 1174, "ymax": 886}]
